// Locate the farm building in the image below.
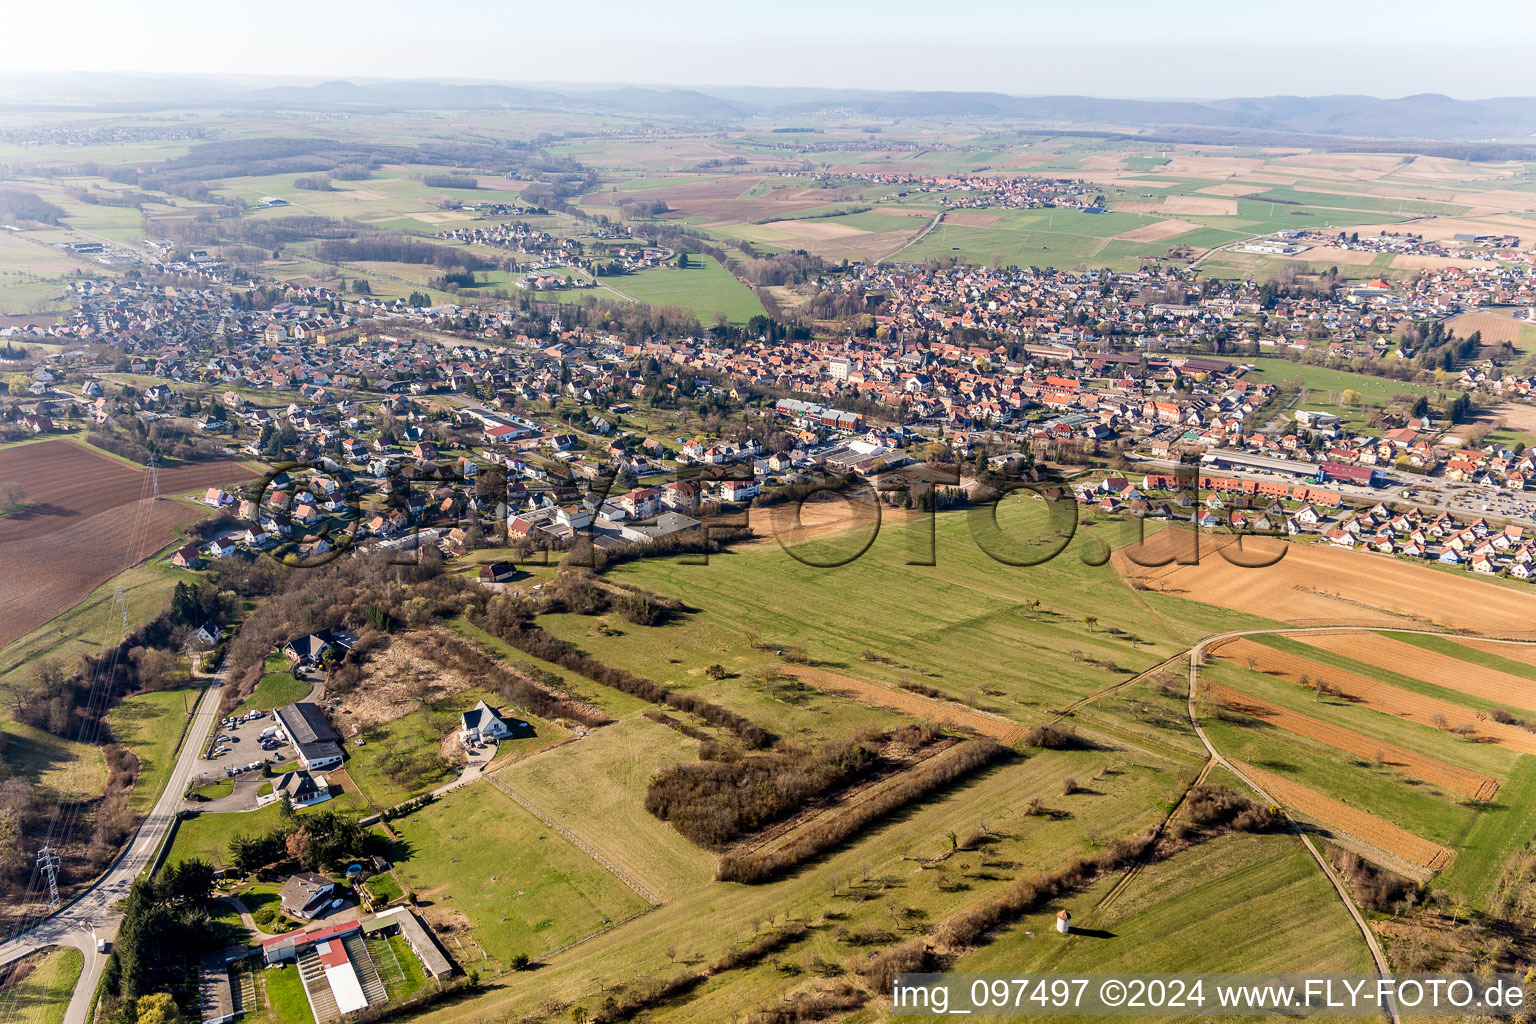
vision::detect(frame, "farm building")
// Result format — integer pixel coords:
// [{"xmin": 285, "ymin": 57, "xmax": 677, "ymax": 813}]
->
[{"xmin": 197, "ymin": 953, "xmax": 238, "ymax": 1024}]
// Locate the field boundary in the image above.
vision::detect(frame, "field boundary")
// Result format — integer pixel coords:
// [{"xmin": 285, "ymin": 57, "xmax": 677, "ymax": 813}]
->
[
  {"xmin": 1208, "ymin": 684, "xmax": 1499, "ymax": 801},
  {"xmin": 782, "ymin": 666, "xmax": 1026, "ymax": 744},
  {"xmin": 483, "ymin": 775, "xmax": 662, "ymax": 906}
]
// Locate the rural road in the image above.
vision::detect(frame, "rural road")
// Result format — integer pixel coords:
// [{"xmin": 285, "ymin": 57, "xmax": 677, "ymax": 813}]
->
[
  {"xmin": 1176, "ymin": 624, "xmax": 1536, "ymax": 1024},
  {"xmin": 1058, "ymin": 621, "xmax": 1536, "ymax": 1024},
  {"xmin": 0, "ymin": 665, "xmax": 227, "ymax": 1024}
]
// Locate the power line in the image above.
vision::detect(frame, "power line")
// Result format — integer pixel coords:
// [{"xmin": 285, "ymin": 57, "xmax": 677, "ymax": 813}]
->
[{"xmin": 36, "ymin": 848, "xmax": 61, "ymax": 910}]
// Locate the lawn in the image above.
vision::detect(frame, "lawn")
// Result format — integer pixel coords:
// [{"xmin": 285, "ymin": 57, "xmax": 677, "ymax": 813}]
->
[
  {"xmin": 236, "ymin": 655, "xmax": 310, "ymax": 713},
  {"xmin": 108, "ymin": 684, "xmax": 202, "ymax": 812},
  {"xmin": 347, "ymin": 688, "xmax": 565, "ymax": 809},
  {"xmin": 164, "ymin": 803, "xmax": 285, "ymax": 870},
  {"xmin": 194, "ymin": 778, "xmax": 234, "ymax": 800},
  {"xmin": 365, "ymin": 872, "xmax": 405, "ymax": 906},
  {"xmin": 388, "ymin": 784, "xmax": 649, "ymax": 968},
  {"xmin": 260, "ymin": 963, "xmax": 313, "ymax": 1024},
  {"xmin": 0, "ymin": 945, "xmax": 83, "ymax": 1024},
  {"xmin": 605, "ymin": 253, "xmax": 765, "ymax": 325}
]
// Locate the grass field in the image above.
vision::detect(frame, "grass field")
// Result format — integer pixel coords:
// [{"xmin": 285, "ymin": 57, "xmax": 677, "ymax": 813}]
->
[
  {"xmin": 164, "ymin": 802, "xmax": 284, "ymax": 869},
  {"xmin": 604, "ymin": 253, "xmax": 765, "ymax": 324},
  {"xmin": 0, "ymin": 945, "xmax": 83, "ymax": 1024},
  {"xmin": 0, "ymin": 719, "xmax": 107, "ymax": 804},
  {"xmin": 405, "ymin": 729, "xmax": 1197, "ymax": 1023},
  {"xmin": 235, "ymin": 655, "xmax": 309, "ymax": 714},
  {"xmin": 571, "ymin": 503, "xmax": 1277, "ymax": 727},
  {"xmin": 388, "ymin": 784, "xmax": 650, "ymax": 968},
  {"xmin": 107, "ymin": 684, "xmax": 201, "ymax": 812},
  {"xmin": 493, "ymin": 717, "xmax": 719, "ymax": 901},
  {"xmin": 959, "ymin": 829, "xmax": 1373, "ymax": 967},
  {"xmin": 347, "ymin": 687, "xmax": 563, "ymax": 808},
  {"xmin": 260, "ymin": 962, "xmax": 313, "ymax": 1024},
  {"xmin": 1247, "ymin": 357, "xmax": 1454, "ymax": 403}
]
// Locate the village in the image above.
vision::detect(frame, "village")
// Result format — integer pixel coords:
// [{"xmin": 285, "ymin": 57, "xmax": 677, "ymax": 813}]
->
[{"xmin": 3, "ymin": 242, "xmax": 1536, "ymax": 584}]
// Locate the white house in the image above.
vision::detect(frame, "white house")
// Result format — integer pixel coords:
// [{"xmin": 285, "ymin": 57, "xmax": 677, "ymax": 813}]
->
[
  {"xmin": 460, "ymin": 700, "xmax": 515, "ymax": 745},
  {"xmin": 257, "ymin": 769, "xmax": 332, "ymax": 808}
]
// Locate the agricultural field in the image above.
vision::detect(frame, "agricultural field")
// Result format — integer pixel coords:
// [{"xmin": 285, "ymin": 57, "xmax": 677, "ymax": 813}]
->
[
  {"xmin": 0, "ymin": 439, "xmax": 256, "ymax": 648},
  {"xmin": 1115, "ymin": 527, "xmax": 1536, "ymax": 634},
  {"xmin": 0, "ymin": 945, "xmax": 83, "ymax": 1024},
  {"xmin": 950, "ymin": 831, "xmax": 1376, "ymax": 990},
  {"xmin": 604, "ymin": 252, "xmax": 765, "ymax": 324},
  {"xmin": 387, "ymin": 785, "xmax": 650, "ymax": 969},
  {"xmin": 565, "ymin": 503, "xmax": 1276, "ymax": 727},
  {"xmin": 1200, "ymin": 630, "xmax": 1536, "ymax": 901}
]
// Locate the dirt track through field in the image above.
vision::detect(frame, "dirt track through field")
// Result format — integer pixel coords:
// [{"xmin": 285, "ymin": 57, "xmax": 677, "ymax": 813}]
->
[
  {"xmin": 1213, "ymin": 638, "xmax": 1536, "ymax": 755},
  {"xmin": 783, "ymin": 666, "xmax": 1026, "ymax": 744},
  {"xmin": 1115, "ymin": 528, "xmax": 1536, "ymax": 636},
  {"xmin": 1209, "ymin": 684, "xmax": 1498, "ymax": 800},
  {"xmin": 1234, "ymin": 760, "xmax": 1455, "ymax": 871},
  {"xmin": 1292, "ymin": 632, "xmax": 1536, "ymax": 714}
]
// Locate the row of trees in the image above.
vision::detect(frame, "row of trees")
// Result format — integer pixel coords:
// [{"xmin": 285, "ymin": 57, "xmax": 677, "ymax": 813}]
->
[{"xmin": 227, "ymin": 806, "xmax": 381, "ymax": 875}]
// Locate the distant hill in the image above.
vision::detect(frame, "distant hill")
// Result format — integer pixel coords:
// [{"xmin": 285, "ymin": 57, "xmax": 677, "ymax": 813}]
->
[{"xmin": 2, "ymin": 74, "xmax": 1536, "ymax": 142}]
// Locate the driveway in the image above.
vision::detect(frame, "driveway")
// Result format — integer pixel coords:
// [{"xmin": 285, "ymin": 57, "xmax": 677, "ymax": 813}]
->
[{"xmin": 183, "ymin": 771, "xmax": 268, "ymax": 813}]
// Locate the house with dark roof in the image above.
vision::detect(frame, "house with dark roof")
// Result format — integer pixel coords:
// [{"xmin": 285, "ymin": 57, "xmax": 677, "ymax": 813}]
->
[
  {"xmin": 257, "ymin": 768, "xmax": 331, "ymax": 808},
  {"xmin": 459, "ymin": 700, "xmax": 513, "ymax": 744},
  {"xmin": 274, "ymin": 702, "xmax": 343, "ymax": 770},
  {"xmin": 281, "ymin": 629, "xmax": 357, "ymax": 668}
]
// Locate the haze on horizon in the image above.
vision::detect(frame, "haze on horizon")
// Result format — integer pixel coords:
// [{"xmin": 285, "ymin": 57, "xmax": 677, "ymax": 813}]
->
[{"xmin": 5, "ymin": 0, "xmax": 1535, "ymax": 102}]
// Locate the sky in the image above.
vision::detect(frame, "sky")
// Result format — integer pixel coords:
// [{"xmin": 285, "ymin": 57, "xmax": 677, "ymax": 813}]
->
[{"xmin": 6, "ymin": 0, "xmax": 1536, "ymax": 99}]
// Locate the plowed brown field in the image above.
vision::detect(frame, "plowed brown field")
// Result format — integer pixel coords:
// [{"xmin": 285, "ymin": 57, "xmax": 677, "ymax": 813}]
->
[
  {"xmin": 1116, "ymin": 529, "xmax": 1536, "ymax": 635},
  {"xmin": 1209, "ymin": 684, "xmax": 1498, "ymax": 800},
  {"xmin": 1213, "ymin": 638, "xmax": 1536, "ymax": 755},
  {"xmin": 1235, "ymin": 761, "xmax": 1455, "ymax": 871},
  {"xmin": 0, "ymin": 440, "xmax": 256, "ymax": 647},
  {"xmin": 0, "ymin": 439, "xmax": 255, "ymax": 543},
  {"xmin": 1293, "ymin": 633, "xmax": 1536, "ymax": 714},
  {"xmin": 783, "ymin": 667, "xmax": 1027, "ymax": 744}
]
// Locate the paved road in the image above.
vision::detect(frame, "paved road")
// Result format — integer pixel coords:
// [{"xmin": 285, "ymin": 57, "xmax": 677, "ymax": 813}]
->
[{"xmin": 0, "ymin": 666, "xmax": 227, "ymax": 1024}]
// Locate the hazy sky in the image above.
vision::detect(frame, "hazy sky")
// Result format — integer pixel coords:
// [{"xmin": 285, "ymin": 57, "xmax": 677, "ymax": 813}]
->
[{"xmin": 7, "ymin": 0, "xmax": 1536, "ymax": 99}]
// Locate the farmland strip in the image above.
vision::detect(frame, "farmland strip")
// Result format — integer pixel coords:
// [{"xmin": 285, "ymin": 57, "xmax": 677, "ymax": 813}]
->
[
  {"xmin": 1214, "ymin": 638, "xmax": 1536, "ymax": 755},
  {"xmin": 1234, "ymin": 760, "xmax": 1455, "ymax": 871},
  {"xmin": 1209, "ymin": 684, "xmax": 1497, "ymax": 799}
]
